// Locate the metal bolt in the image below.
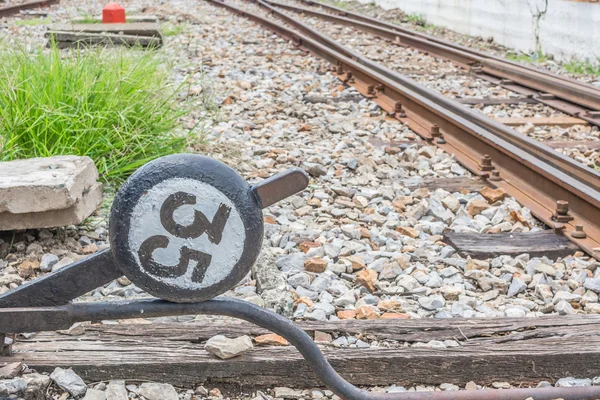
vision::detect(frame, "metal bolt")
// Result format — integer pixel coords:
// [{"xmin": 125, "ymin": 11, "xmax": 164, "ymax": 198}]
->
[
  {"xmin": 344, "ymin": 72, "xmax": 353, "ymax": 83},
  {"xmin": 391, "ymin": 102, "xmax": 406, "ymax": 118},
  {"xmin": 553, "ymin": 222, "xmax": 565, "ymax": 233},
  {"xmin": 571, "ymin": 225, "xmax": 587, "ymax": 239},
  {"xmin": 0, "ymin": 334, "xmax": 13, "ymax": 356},
  {"xmin": 430, "ymin": 125, "xmax": 441, "ymax": 137},
  {"xmin": 375, "ymin": 84, "xmax": 384, "ymax": 92},
  {"xmin": 556, "ymin": 200, "xmax": 569, "ymax": 216},
  {"xmin": 489, "ymin": 171, "xmax": 502, "ymax": 181},
  {"xmin": 479, "ymin": 155, "xmax": 494, "ymax": 171},
  {"xmin": 367, "ymin": 84, "xmax": 375, "ymax": 95},
  {"xmin": 337, "ymin": 65, "xmax": 344, "ymax": 74},
  {"xmin": 553, "ymin": 200, "xmax": 574, "ymax": 223}
]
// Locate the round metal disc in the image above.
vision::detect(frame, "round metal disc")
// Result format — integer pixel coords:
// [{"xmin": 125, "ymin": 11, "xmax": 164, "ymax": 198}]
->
[{"xmin": 109, "ymin": 154, "xmax": 264, "ymax": 303}]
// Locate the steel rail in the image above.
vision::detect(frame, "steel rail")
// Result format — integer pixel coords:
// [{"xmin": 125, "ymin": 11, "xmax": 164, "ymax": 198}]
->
[
  {"xmin": 294, "ymin": 0, "xmax": 600, "ymax": 111},
  {"xmin": 0, "ymin": 0, "xmax": 59, "ymax": 17},
  {"xmin": 264, "ymin": 0, "xmax": 600, "ymax": 126},
  {"xmin": 224, "ymin": 0, "xmax": 600, "ymax": 258},
  {"xmin": 4, "ymin": 297, "xmax": 600, "ymax": 400},
  {"xmin": 249, "ymin": 0, "xmax": 600, "ymax": 192}
]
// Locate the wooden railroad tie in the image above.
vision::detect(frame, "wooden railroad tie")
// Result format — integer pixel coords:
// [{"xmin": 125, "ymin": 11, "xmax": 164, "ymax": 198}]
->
[
  {"xmin": 444, "ymin": 230, "xmax": 580, "ymax": 259},
  {"xmin": 4, "ymin": 315, "xmax": 600, "ymax": 388}
]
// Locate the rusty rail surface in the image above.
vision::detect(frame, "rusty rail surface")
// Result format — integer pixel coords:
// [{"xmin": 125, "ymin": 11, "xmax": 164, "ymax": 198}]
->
[
  {"xmin": 209, "ymin": 0, "xmax": 600, "ymax": 262},
  {"xmin": 0, "ymin": 0, "xmax": 58, "ymax": 17},
  {"xmin": 291, "ymin": 0, "xmax": 600, "ymax": 120}
]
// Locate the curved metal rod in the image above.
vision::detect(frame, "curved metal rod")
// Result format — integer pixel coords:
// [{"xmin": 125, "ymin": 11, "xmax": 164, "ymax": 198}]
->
[{"xmin": 69, "ymin": 298, "xmax": 600, "ymax": 400}]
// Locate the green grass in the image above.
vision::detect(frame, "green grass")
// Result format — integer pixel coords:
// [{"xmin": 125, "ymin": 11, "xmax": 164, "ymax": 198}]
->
[
  {"xmin": 506, "ymin": 52, "xmax": 600, "ymax": 76},
  {"xmin": 0, "ymin": 44, "xmax": 196, "ymax": 183},
  {"xmin": 403, "ymin": 13, "xmax": 427, "ymax": 27},
  {"xmin": 161, "ymin": 22, "xmax": 186, "ymax": 37},
  {"xmin": 563, "ymin": 59, "xmax": 600, "ymax": 76},
  {"xmin": 506, "ymin": 50, "xmax": 549, "ymax": 63},
  {"xmin": 13, "ymin": 17, "xmax": 51, "ymax": 26},
  {"xmin": 75, "ymin": 15, "xmax": 102, "ymax": 24},
  {"xmin": 322, "ymin": 0, "xmax": 351, "ymax": 10}
]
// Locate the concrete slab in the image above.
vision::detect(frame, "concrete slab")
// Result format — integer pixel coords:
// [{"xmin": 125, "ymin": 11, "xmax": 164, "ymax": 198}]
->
[
  {"xmin": 47, "ymin": 31, "xmax": 163, "ymax": 48},
  {"xmin": 0, "ymin": 156, "xmax": 98, "ymax": 214},
  {"xmin": 0, "ymin": 183, "xmax": 103, "ymax": 231}
]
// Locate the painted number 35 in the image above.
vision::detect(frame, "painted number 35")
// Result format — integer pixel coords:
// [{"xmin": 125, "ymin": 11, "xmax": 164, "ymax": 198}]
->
[{"xmin": 138, "ymin": 192, "xmax": 231, "ymax": 284}]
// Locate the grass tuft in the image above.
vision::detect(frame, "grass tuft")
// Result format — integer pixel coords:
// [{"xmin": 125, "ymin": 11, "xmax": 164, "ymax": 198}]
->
[
  {"xmin": 0, "ymin": 44, "xmax": 195, "ymax": 182},
  {"xmin": 404, "ymin": 13, "xmax": 427, "ymax": 27},
  {"xmin": 13, "ymin": 17, "xmax": 51, "ymax": 26},
  {"xmin": 75, "ymin": 14, "xmax": 102, "ymax": 24},
  {"xmin": 161, "ymin": 22, "xmax": 186, "ymax": 37},
  {"xmin": 506, "ymin": 50, "xmax": 549, "ymax": 64},
  {"xmin": 322, "ymin": 0, "xmax": 351, "ymax": 10},
  {"xmin": 563, "ymin": 59, "xmax": 600, "ymax": 76}
]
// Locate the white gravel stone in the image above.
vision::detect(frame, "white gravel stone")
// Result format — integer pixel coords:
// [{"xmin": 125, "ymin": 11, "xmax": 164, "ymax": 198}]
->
[
  {"xmin": 138, "ymin": 383, "xmax": 179, "ymax": 400},
  {"xmin": 205, "ymin": 335, "xmax": 253, "ymax": 359},
  {"xmin": 50, "ymin": 367, "xmax": 87, "ymax": 398}
]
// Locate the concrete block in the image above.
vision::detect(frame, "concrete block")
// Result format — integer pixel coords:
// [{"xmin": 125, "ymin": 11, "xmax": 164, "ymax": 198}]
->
[
  {"xmin": 0, "ymin": 183, "xmax": 103, "ymax": 231},
  {"xmin": 0, "ymin": 156, "xmax": 98, "ymax": 214}
]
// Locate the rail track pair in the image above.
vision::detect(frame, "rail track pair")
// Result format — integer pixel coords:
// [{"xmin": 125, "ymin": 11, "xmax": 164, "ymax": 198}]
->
[{"xmin": 210, "ymin": 0, "xmax": 600, "ymax": 261}]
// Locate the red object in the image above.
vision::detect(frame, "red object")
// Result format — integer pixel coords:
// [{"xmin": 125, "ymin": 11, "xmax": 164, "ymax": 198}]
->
[{"xmin": 102, "ymin": 3, "xmax": 126, "ymax": 23}]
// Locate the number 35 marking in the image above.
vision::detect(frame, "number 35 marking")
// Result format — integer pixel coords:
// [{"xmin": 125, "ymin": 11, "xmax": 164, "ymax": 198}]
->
[{"xmin": 138, "ymin": 191, "xmax": 231, "ymax": 283}]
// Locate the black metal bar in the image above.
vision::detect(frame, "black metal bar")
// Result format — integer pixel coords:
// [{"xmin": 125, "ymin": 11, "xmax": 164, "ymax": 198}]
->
[
  {"xmin": 251, "ymin": 168, "xmax": 310, "ymax": 208},
  {"xmin": 3, "ymin": 297, "xmax": 600, "ymax": 400},
  {"xmin": 0, "ymin": 305, "xmax": 72, "ymax": 332},
  {"xmin": 0, "ymin": 249, "xmax": 120, "ymax": 308}
]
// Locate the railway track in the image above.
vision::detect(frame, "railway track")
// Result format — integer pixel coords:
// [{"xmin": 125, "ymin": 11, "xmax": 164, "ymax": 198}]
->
[
  {"xmin": 209, "ymin": 0, "xmax": 600, "ymax": 262},
  {"xmin": 0, "ymin": 0, "xmax": 58, "ymax": 17},
  {"xmin": 278, "ymin": 0, "xmax": 600, "ymax": 125},
  {"xmin": 268, "ymin": 1, "xmax": 600, "ymax": 169}
]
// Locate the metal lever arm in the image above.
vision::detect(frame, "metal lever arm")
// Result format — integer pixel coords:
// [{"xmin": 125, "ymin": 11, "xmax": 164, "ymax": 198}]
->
[
  {"xmin": 251, "ymin": 168, "xmax": 309, "ymax": 208},
  {"xmin": 0, "ymin": 250, "xmax": 120, "ymax": 308}
]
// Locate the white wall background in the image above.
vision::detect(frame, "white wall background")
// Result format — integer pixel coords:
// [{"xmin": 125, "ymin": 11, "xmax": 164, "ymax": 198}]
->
[{"xmin": 356, "ymin": 0, "xmax": 600, "ymax": 62}]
